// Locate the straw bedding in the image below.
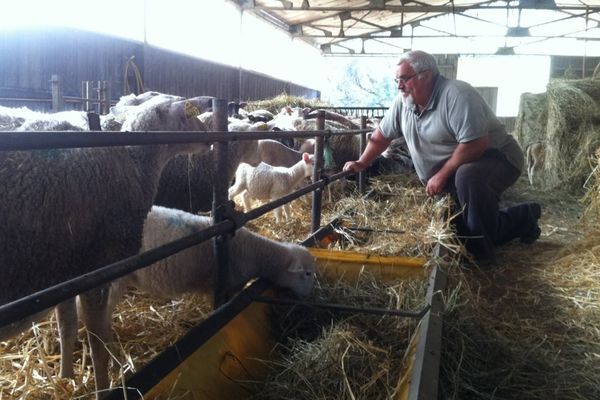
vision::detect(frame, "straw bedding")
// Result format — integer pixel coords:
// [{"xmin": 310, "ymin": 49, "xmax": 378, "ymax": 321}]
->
[
  {"xmin": 0, "ymin": 292, "xmax": 211, "ymax": 398},
  {"xmin": 249, "ymin": 271, "xmax": 430, "ymax": 400},
  {"xmin": 439, "ymin": 161, "xmax": 600, "ymax": 399}
]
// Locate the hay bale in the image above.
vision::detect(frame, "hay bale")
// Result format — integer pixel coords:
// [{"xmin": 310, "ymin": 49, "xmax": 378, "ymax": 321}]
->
[
  {"xmin": 514, "ymin": 92, "xmax": 548, "ymax": 147},
  {"xmin": 515, "ymin": 78, "xmax": 600, "ymax": 191},
  {"xmin": 545, "ymin": 79, "xmax": 600, "ymax": 190}
]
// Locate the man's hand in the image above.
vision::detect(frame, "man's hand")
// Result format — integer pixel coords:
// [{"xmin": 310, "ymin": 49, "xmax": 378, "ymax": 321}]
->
[
  {"xmin": 343, "ymin": 128, "xmax": 391, "ymax": 174},
  {"xmin": 425, "ymin": 135, "xmax": 490, "ymax": 196},
  {"xmin": 425, "ymin": 171, "xmax": 449, "ymax": 197},
  {"xmin": 343, "ymin": 160, "xmax": 368, "ymax": 173}
]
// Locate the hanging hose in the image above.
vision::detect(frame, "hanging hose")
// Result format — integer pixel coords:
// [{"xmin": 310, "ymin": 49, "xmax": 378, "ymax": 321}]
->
[
  {"xmin": 323, "ymin": 137, "xmax": 336, "ymax": 170},
  {"xmin": 123, "ymin": 55, "xmax": 145, "ymax": 95}
]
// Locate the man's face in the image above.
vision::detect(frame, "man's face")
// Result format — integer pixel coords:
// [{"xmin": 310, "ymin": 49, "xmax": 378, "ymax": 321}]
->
[{"xmin": 394, "ymin": 62, "xmax": 431, "ymax": 106}]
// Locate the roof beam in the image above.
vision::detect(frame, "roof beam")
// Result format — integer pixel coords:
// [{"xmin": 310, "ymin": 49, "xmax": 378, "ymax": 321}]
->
[
  {"xmin": 243, "ymin": 4, "xmax": 600, "ymax": 12},
  {"xmin": 295, "ymin": 33, "xmax": 600, "ymax": 40}
]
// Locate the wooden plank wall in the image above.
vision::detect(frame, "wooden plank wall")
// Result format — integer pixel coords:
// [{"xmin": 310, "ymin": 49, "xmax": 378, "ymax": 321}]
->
[{"xmin": 0, "ymin": 27, "xmax": 320, "ymax": 112}]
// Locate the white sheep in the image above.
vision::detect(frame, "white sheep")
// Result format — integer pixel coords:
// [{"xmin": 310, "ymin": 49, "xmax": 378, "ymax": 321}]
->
[
  {"xmin": 526, "ymin": 141, "xmax": 545, "ymax": 187},
  {"xmin": 101, "ymin": 92, "xmax": 184, "ymax": 131},
  {"xmin": 59, "ymin": 205, "xmax": 316, "ymax": 392},
  {"xmin": 0, "ymin": 97, "xmax": 210, "ymax": 398},
  {"xmin": 228, "ymin": 153, "xmax": 315, "ymax": 222}
]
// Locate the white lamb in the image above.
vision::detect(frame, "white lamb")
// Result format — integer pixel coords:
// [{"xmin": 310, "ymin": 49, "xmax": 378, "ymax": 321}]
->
[{"xmin": 228, "ymin": 153, "xmax": 315, "ymax": 222}]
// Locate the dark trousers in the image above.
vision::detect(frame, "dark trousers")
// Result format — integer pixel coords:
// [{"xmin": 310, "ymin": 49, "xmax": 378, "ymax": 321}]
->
[{"xmin": 445, "ymin": 149, "xmax": 526, "ymax": 261}]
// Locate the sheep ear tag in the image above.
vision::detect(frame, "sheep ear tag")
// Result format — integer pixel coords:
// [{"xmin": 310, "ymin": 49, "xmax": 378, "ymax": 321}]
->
[{"xmin": 184, "ymin": 101, "xmax": 200, "ymax": 119}]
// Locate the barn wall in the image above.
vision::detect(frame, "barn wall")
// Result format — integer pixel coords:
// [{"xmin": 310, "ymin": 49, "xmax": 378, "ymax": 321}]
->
[
  {"xmin": 435, "ymin": 54, "xmax": 459, "ymax": 80},
  {"xmin": 550, "ymin": 55, "xmax": 600, "ymax": 79},
  {"xmin": 0, "ymin": 27, "xmax": 320, "ymax": 112},
  {"xmin": 474, "ymin": 86, "xmax": 498, "ymax": 113}
]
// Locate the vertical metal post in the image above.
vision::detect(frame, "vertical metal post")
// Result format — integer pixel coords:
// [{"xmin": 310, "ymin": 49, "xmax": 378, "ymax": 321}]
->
[
  {"xmin": 98, "ymin": 81, "xmax": 110, "ymax": 115},
  {"xmin": 358, "ymin": 116, "xmax": 367, "ymax": 194},
  {"xmin": 82, "ymin": 81, "xmax": 93, "ymax": 111},
  {"xmin": 51, "ymin": 74, "xmax": 64, "ymax": 112},
  {"xmin": 212, "ymin": 98, "xmax": 230, "ymax": 308},
  {"xmin": 311, "ymin": 110, "xmax": 325, "ymax": 233}
]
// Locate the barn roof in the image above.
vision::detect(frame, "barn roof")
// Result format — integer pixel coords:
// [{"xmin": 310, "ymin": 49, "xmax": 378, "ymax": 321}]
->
[{"xmin": 228, "ymin": 0, "xmax": 600, "ymax": 56}]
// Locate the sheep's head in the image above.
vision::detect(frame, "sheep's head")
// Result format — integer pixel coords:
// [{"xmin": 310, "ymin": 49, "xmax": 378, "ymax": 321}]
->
[
  {"xmin": 120, "ymin": 98, "xmax": 211, "ymax": 158},
  {"xmin": 302, "ymin": 152, "xmax": 315, "ymax": 177},
  {"xmin": 121, "ymin": 99, "xmax": 207, "ymax": 133},
  {"xmin": 275, "ymin": 244, "xmax": 316, "ymax": 298}
]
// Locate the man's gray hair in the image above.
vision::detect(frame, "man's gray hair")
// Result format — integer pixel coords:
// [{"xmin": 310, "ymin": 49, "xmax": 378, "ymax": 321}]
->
[{"xmin": 398, "ymin": 50, "xmax": 440, "ymax": 77}]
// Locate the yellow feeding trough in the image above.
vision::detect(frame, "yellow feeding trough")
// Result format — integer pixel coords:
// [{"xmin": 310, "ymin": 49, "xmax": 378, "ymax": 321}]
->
[{"xmin": 104, "ymin": 247, "xmax": 445, "ymax": 400}]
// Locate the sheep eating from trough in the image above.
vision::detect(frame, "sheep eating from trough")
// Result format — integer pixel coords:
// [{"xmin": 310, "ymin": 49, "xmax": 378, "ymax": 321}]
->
[
  {"xmin": 0, "ymin": 97, "xmax": 210, "ymax": 398},
  {"xmin": 117, "ymin": 205, "xmax": 316, "ymax": 300},
  {"xmin": 228, "ymin": 153, "xmax": 315, "ymax": 223},
  {"xmin": 58, "ymin": 205, "xmax": 316, "ymax": 394}
]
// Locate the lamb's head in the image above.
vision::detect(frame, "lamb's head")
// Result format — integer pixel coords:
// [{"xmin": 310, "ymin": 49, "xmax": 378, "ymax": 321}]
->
[
  {"xmin": 272, "ymin": 244, "xmax": 316, "ymax": 298},
  {"xmin": 301, "ymin": 152, "xmax": 315, "ymax": 178}
]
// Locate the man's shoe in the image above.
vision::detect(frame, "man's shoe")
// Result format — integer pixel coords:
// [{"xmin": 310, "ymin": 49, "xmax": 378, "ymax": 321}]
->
[{"xmin": 520, "ymin": 203, "xmax": 541, "ymax": 244}]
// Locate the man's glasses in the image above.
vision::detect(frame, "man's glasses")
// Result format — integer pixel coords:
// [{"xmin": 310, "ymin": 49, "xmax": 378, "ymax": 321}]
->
[{"xmin": 394, "ymin": 70, "xmax": 427, "ymax": 85}]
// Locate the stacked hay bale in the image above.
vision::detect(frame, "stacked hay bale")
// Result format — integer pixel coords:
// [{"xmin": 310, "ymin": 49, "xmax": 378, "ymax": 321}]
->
[
  {"xmin": 545, "ymin": 79, "xmax": 600, "ymax": 190},
  {"xmin": 514, "ymin": 92, "xmax": 547, "ymax": 145},
  {"xmin": 514, "ymin": 78, "xmax": 600, "ymax": 191}
]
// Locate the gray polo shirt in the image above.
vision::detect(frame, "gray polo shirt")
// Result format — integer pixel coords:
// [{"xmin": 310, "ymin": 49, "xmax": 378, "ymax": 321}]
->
[{"xmin": 379, "ymin": 75, "xmax": 524, "ymax": 182}]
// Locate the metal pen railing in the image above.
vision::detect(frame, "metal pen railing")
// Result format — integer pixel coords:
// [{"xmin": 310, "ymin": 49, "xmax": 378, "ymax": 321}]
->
[{"xmin": 0, "ymin": 104, "xmax": 370, "ymax": 326}]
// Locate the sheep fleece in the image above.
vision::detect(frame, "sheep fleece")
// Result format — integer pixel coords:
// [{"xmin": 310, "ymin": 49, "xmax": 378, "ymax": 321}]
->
[{"xmin": 0, "ymin": 147, "xmax": 163, "ymax": 305}]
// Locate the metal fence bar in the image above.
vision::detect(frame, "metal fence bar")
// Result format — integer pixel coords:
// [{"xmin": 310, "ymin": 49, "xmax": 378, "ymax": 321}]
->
[
  {"xmin": 212, "ymin": 99, "xmax": 231, "ymax": 308},
  {"xmin": 311, "ymin": 111, "xmax": 325, "ymax": 232},
  {"xmin": 0, "ymin": 129, "xmax": 371, "ymax": 151},
  {"xmin": 359, "ymin": 115, "xmax": 367, "ymax": 194},
  {"xmin": 250, "ymin": 295, "xmax": 431, "ymax": 319}
]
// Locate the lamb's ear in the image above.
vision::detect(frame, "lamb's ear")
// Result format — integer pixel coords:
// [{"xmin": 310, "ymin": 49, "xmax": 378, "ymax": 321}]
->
[
  {"xmin": 287, "ymin": 262, "xmax": 304, "ymax": 273},
  {"xmin": 303, "ymin": 152, "xmax": 310, "ymax": 162}
]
